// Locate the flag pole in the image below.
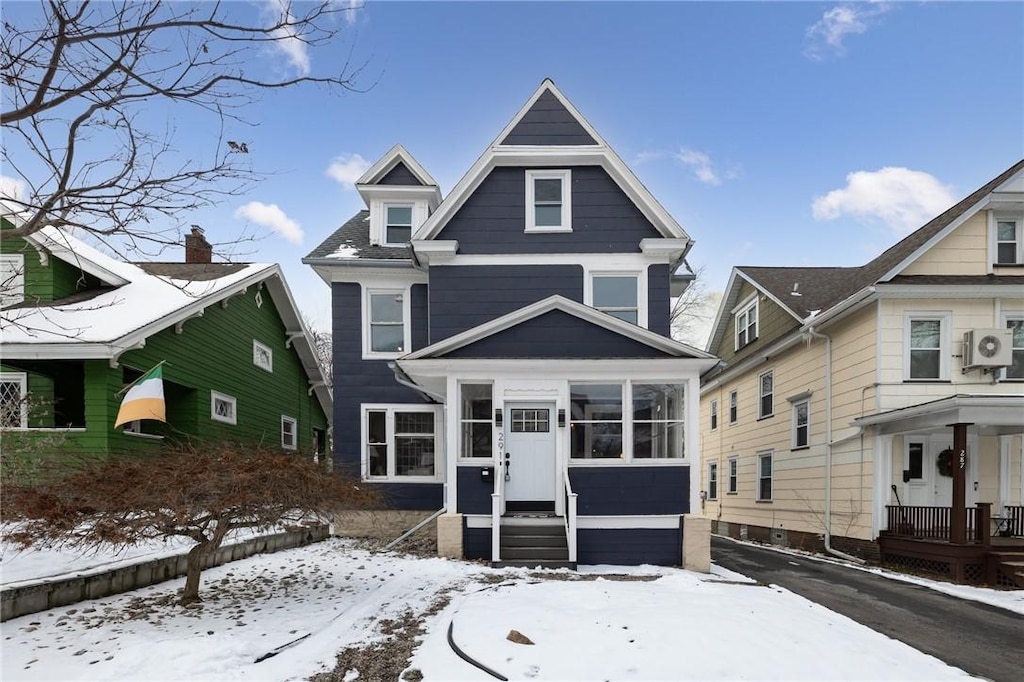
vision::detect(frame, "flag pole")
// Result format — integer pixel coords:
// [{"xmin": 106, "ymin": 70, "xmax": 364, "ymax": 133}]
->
[{"xmin": 114, "ymin": 360, "xmax": 167, "ymax": 398}]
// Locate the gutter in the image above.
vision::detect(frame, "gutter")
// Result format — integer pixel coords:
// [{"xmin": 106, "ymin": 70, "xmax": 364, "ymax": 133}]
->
[
  {"xmin": 805, "ymin": 325, "xmax": 865, "ymax": 565},
  {"xmin": 389, "ymin": 361, "xmax": 446, "ymax": 403}
]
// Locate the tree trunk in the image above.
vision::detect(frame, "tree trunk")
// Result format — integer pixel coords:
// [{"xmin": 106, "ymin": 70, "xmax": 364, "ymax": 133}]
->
[{"xmin": 181, "ymin": 542, "xmax": 212, "ymax": 605}]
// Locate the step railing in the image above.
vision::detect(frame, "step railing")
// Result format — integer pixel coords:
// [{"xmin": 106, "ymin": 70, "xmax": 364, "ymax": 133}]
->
[
  {"xmin": 491, "ymin": 458, "xmax": 506, "ymax": 563},
  {"xmin": 563, "ymin": 464, "xmax": 578, "ymax": 564}
]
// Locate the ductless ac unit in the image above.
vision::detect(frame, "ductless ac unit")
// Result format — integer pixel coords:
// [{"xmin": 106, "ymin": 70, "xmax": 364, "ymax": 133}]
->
[{"xmin": 962, "ymin": 328, "xmax": 1013, "ymax": 369}]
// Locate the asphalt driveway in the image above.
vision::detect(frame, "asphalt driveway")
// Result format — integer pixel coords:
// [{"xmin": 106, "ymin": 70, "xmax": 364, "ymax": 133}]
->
[{"xmin": 712, "ymin": 535, "xmax": 1024, "ymax": 682}]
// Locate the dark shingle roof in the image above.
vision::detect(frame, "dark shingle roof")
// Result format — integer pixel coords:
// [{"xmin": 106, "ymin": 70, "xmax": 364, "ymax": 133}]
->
[
  {"xmin": 885, "ymin": 275, "xmax": 1024, "ymax": 286},
  {"xmin": 304, "ymin": 210, "xmax": 412, "ymax": 261},
  {"xmin": 736, "ymin": 266, "xmax": 860, "ymax": 318},
  {"xmin": 136, "ymin": 262, "xmax": 249, "ymax": 281}
]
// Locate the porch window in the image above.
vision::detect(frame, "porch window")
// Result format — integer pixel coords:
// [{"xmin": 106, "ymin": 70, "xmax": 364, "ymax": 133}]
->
[
  {"xmin": 363, "ymin": 405, "xmax": 439, "ymax": 479},
  {"xmin": 710, "ymin": 399, "xmax": 718, "ymax": 430},
  {"xmin": 460, "ymin": 383, "xmax": 493, "ymax": 458},
  {"xmin": 729, "ymin": 390, "xmax": 738, "ymax": 424},
  {"xmin": 366, "ymin": 290, "xmax": 406, "ymax": 356},
  {"xmin": 592, "ymin": 274, "xmax": 639, "ymax": 324},
  {"xmin": 525, "ymin": 169, "xmax": 571, "ymax": 232},
  {"xmin": 1005, "ymin": 317, "xmax": 1024, "ymax": 380},
  {"xmin": 904, "ymin": 313, "xmax": 950, "ymax": 380},
  {"xmin": 632, "ymin": 383, "xmax": 685, "ymax": 459},
  {"xmin": 758, "ymin": 370, "xmax": 774, "ymax": 419},
  {"xmin": 384, "ymin": 204, "xmax": 413, "ymax": 245},
  {"xmin": 727, "ymin": 456, "xmax": 738, "ymax": 494},
  {"xmin": 0, "ymin": 372, "xmax": 27, "ymax": 428},
  {"xmin": 757, "ymin": 451, "xmax": 773, "ymax": 501},
  {"xmin": 569, "ymin": 383, "xmax": 622, "ymax": 459},
  {"xmin": 792, "ymin": 399, "xmax": 809, "ymax": 449},
  {"xmin": 707, "ymin": 462, "xmax": 718, "ymax": 501}
]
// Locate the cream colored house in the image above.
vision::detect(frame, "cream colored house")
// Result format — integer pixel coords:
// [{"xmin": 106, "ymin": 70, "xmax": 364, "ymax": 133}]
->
[{"xmin": 700, "ymin": 160, "xmax": 1024, "ymax": 584}]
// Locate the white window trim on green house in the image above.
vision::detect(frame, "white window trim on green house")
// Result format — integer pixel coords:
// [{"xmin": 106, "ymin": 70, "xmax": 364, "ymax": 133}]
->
[
  {"xmin": 253, "ymin": 340, "xmax": 273, "ymax": 372},
  {"xmin": 0, "ymin": 371, "xmax": 28, "ymax": 428},
  {"xmin": 211, "ymin": 391, "xmax": 237, "ymax": 425},
  {"xmin": 0, "ymin": 253, "xmax": 25, "ymax": 308},
  {"xmin": 281, "ymin": 415, "xmax": 297, "ymax": 450}
]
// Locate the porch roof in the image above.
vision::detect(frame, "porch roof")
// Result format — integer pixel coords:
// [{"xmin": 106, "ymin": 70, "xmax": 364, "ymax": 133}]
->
[{"xmin": 853, "ymin": 394, "xmax": 1024, "ymax": 436}]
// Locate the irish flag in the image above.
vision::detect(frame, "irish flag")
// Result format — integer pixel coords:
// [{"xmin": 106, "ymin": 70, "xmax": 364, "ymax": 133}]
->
[{"xmin": 114, "ymin": 364, "xmax": 166, "ymax": 427}]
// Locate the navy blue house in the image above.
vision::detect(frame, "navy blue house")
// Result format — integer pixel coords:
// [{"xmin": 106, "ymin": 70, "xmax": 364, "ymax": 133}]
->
[{"xmin": 304, "ymin": 80, "xmax": 718, "ymax": 567}]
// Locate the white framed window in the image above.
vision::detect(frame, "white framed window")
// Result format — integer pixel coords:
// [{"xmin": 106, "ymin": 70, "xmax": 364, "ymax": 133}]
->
[
  {"xmin": 570, "ymin": 383, "xmax": 623, "ymax": 459},
  {"xmin": 384, "ymin": 204, "xmax": 413, "ymax": 246},
  {"xmin": 362, "ymin": 405, "xmax": 440, "ymax": 480},
  {"xmin": 707, "ymin": 462, "xmax": 718, "ymax": 501},
  {"xmin": 727, "ymin": 456, "xmax": 738, "ymax": 494},
  {"xmin": 632, "ymin": 383, "xmax": 685, "ymax": 459},
  {"xmin": 734, "ymin": 295, "xmax": 758, "ymax": 350},
  {"xmin": 525, "ymin": 169, "xmax": 571, "ymax": 232},
  {"xmin": 729, "ymin": 390, "xmax": 738, "ymax": 424},
  {"xmin": 569, "ymin": 382, "xmax": 687, "ymax": 462},
  {"xmin": 757, "ymin": 451, "xmax": 773, "ymax": 501},
  {"xmin": 758, "ymin": 370, "xmax": 774, "ymax": 419},
  {"xmin": 363, "ymin": 288, "xmax": 409, "ymax": 358},
  {"xmin": 792, "ymin": 399, "xmax": 809, "ymax": 449},
  {"xmin": 992, "ymin": 215, "xmax": 1023, "ymax": 265},
  {"xmin": 211, "ymin": 391, "xmax": 237, "ymax": 425},
  {"xmin": 0, "ymin": 253, "xmax": 25, "ymax": 308},
  {"xmin": 903, "ymin": 312, "xmax": 951, "ymax": 381},
  {"xmin": 1002, "ymin": 314, "xmax": 1024, "ymax": 381},
  {"xmin": 709, "ymin": 399, "xmax": 718, "ymax": 431},
  {"xmin": 281, "ymin": 415, "xmax": 297, "ymax": 450},
  {"xmin": 591, "ymin": 273, "xmax": 640, "ymax": 325},
  {"xmin": 459, "ymin": 383, "xmax": 493, "ymax": 459},
  {"xmin": 253, "ymin": 340, "xmax": 273, "ymax": 372},
  {"xmin": 0, "ymin": 371, "xmax": 28, "ymax": 428}
]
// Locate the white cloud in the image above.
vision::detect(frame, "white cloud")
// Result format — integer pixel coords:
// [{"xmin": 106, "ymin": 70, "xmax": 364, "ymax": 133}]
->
[
  {"xmin": 676, "ymin": 148, "xmax": 721, "ymax": 186},
  {"xmin": 234, "ymin": 201, "xmax": 304, "ymax": 244},
  {"xmin": 804, "ymin": 3, "xmax": 891, "ymax": 61},
  {"xmin": 326, "ymin": 153, "xmax": 371, "ymax": 189},
  {"xmin": 812, "ymin": 167, "xmax": 956, "ymax": 233},
  {"xmin": 0, "ymin": 175, "xmax": 28, "ymax": 219},
  {"xmin": 267, "ymin": 0, "xmax": 311, "ymax": 76}
]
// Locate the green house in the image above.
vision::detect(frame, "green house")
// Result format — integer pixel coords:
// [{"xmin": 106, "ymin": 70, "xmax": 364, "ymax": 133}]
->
[{"xmin": 0, "ymin": 223, "xmax": 330, "ymax": 464}]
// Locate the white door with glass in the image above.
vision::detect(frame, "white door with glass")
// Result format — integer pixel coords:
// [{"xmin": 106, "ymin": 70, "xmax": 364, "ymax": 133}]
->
[
  {"xmin": 504, "ymin": 403, "xmax": 556, "ymax": 503},
  {"xmin": 904, "ymin": 438, "xmax": 973, "ymax": 507}
]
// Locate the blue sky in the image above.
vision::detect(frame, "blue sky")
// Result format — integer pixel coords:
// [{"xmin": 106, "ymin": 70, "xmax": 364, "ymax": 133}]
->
[{"xmin": 4, "ymin": 1, "xmax": 1023, "ymax": 341}]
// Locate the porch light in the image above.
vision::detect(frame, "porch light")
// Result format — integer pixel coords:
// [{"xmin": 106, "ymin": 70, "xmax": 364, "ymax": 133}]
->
[{"xmin": 558, "ymin": 409, "xmax": 566, "ymax": 428}]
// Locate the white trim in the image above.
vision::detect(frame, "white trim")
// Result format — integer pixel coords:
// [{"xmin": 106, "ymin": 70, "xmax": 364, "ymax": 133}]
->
[
  {"xmin": 253, "ymin": 340, "xmax": 273, "ymax": 372},
  {"xmin": 360, "ymin": 403, "xmax": 443, "ymax": 482},
  {"xmin": 998, "ymin": 309, "xmax": 1024, "ymax": 381},
  {"xmin": 410, "ymin": 240, "xmax": 459, "ymax": 265},
  {"xmin": 727, "ymin": 456, "xmax": 738, "ymax": 494},
  {"xmin": 0, "ymin": 371, "xmax": 28, "ymax": 428},
  {"xmin": 992, "ymin": 211, "xmax": 1024, "ymax": 267},
  {"xmin": 792, "ymin": 398, "xmax": 810, "ymax": 449},
  {"xmin": 728, "ymin": 389, "xmax": 738, "ymax": 424},
  {"xmin": 902, "ymin": 311, "xmax": 952, "ymax": 381},
  {"xmin": 873, "ymin": 435, "xmax": 893, "ymax": 536},
  {"xmin": 355, "ymin": 144, "xmax": 441, "ymax": 192},
  {"xmin": 281, "ymin": 415, "xmax": 297, "ymax": 450},
  {"xmin": 586, "ymin": 269, "xmax": 645, "ymax": 328},
  {"xmin": 876, "ymin": 284, "xmax": 1024, "ymax": 299},
  {"xmin": 998, "ymin": 435, "xmax": 1011, "ymax": 511},
  {"xmin": 368, "ymin": 199, "xmax": 429, "ymax": 247},
  {"xmin": 525, "ymin": 169, "xmax": 572, "ymax": 233},
  {"xmin": 707, "ymin": 461, "xmax": 719, "ymax": 501},
  {"xmin": 756, "ymin": 450, "xmax": 774, "ymax": 502},
  {"xmin": 757, "ymin": 368, "xmax": 774, "ymax": 419},
  {"xmin": 362, "ymin": 286, "xmax": 411, "ymax": 359},
  {"xmin": 210, "ymin": 391, "xmax": 237, "ymax": 425},
  {"xmin": 734, "ymin": 295, "xmax": 758, "ymax": 351},
  {"xmin": 0, "ymin": 253, "xmax": 25, "ymax": 307},
  {"xmin": 463, "ymin": 513, "xmax": 685, "ymax": 530},
  {"xmin": 709, "ymin": 399, "xmax": 718, "ymax": 431},
  {"xmin": 457, "ymin": 380, "xmax": 495, "ymax": 462},
  {"xmin": 24, "ymin": 227, "xmax": 130, "ymax": 287},
  {"xmin": 382, "ymin": 202, "xmax": 415, "ymax": 247}
]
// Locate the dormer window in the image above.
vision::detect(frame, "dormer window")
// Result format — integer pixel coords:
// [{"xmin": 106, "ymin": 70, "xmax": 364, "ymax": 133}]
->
[
  {"xmin": 996, "ymin": 218, "xmax": 1022, "ymax": 265},
  {"xmin": 525, "ymin": 169, "xmax": 571, "ymax": 232},
  {"xmin": 734, "ymin": 296, "xmax": 758, "ymax": 350},
  {"xmin": 385, "ymin": 204, "xmax": 413, "ymax": 245}
]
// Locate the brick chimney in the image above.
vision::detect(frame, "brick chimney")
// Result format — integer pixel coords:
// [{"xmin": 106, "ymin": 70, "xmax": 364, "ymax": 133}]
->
[{"xmin": 184, "ymin": 226, "xmax": 212, "ymax": 264}]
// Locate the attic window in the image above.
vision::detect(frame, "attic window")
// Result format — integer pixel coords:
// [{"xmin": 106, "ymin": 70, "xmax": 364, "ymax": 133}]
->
[
  {"xmin": 734, "ymin": 296, "xmax": 758, "ymax": 350},
  {"xmin": 0, "ymin": 254, "xmax": 25, "ymax": 308},
  {"xmin": 525, "ymin": 170, "xmax": 571, "ymax": 232},
  {"xmin": 995, "ymin": 218, "xmax": 1022, "ymax": 265},
  {"xmin": 385, "ymin": 204, "xmax": 413, "ymax": 245}
]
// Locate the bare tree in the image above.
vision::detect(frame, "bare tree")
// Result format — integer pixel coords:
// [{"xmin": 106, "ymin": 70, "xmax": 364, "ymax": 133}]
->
[
  {"xmin": 670, "ymin": 264, "xmax": 718, "ymax": 348},
  {"xmin": 304, "ymin": 316, "xmax": 332, "ymax": 388},
  {"xmin": 1, "ymin": 0, "xmax": 364, "ymax": 254},
  {"xmin": 2, "ymin": 442, "xmax": 381, "ymax": 604}
]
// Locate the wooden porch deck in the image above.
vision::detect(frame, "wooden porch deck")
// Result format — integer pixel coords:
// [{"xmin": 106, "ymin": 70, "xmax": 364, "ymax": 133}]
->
[{"xmin": 879, "ymin": 505, "xmax": 1024, "ymax": 587}]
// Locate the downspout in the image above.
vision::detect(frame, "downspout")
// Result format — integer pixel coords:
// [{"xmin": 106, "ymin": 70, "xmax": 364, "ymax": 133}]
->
[{"xmin": 806, "ymin": 326, "xmax": 864, "ymax": 564}]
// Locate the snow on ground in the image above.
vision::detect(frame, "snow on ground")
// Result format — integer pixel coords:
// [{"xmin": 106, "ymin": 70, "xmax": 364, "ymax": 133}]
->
[{"xmin": 2, "ymin": 538, "xmax": 973, "ymax": 681}]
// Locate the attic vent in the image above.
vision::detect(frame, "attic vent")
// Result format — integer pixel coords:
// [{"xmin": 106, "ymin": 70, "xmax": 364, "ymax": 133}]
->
[{"xmin": 790, "ymin": 283, "xmax": 801, "ymax": 297}]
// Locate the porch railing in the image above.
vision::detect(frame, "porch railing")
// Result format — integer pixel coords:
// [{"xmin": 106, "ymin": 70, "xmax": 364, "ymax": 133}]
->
[
  {"xmin": 885, "ymin": 505, "xmax": 992, "ymax": 543},
  {"xmin": 491, "ymin": 460, "xmax": 506, "ymax": 563},
  {"xmin": 1002, "ymin": 506, "xmax": 1024, "ymax": 537},
  {"xmin": 563, "ymin": 464, "xmax": 578, "ymax": 564}
]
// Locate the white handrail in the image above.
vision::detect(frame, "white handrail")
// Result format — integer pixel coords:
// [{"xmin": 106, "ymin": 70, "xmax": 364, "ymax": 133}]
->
[
  {"xmin": 491, "ymin": 460, "xmax": 504, "ymax": 564},
  {"xmin": 563, "ymin": 464, "xmax": 578, "ymax": 564}
]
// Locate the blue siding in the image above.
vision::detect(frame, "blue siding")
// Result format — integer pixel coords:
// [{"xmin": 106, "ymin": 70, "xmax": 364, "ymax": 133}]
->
[
  {"xmin": 648, "ymin": 264, "xmax": 670, "ymax": 337},
  {"xmin": 331, "ymin": 282, "xmax": 440, "ymax": 509},
  {"xmin": 464, "ymin": 526, "xmax": 491, "ymax": 561},
  {"xmin": 410, "ymin": 283, "xmax": 429, "ymax": 351},
  {"xmin": 378, "ymin": 162, "xmax": 422, "ymax": 186},
  {"xmin": 501, "ymin": 90, "xmax": 597, "ymax": 146},
  {"xmin": 444, "ymin": 310, "xmax": 670, "ymax": 359},
  {"xmin": 429, "ymin": 264, "xmax": 582, "ymax": 342},
  {"xmin": 569, "ymin": 466, "xmax": 690, "ymax": 515},
  {"xmin": 577, "ymin": 528, "xmax": 681, "ymax": 566},
  {"xmin": 457, "ymin": 466, "xmax": 494, "ymax": 514},
  {"xmin": 436, "ymin": 167, "xmax": 661, "ymax": 254}
]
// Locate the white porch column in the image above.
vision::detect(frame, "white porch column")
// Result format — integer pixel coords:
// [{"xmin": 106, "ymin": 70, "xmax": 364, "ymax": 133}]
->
[
  {"xmin": 872, "ymin": 434, "xmax": 893, "ymax": 537},
  {"xmin": 445, "ymin": 374, "xmax": 459, "ymax": 513},
  {"xmin": 999, "ymin": 435, "xmax": 1011, "ymax": 513}
]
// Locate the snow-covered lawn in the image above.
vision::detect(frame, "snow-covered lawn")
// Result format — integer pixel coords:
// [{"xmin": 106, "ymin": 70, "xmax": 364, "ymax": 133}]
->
[{"xmin": 2, "ymin": 538, "xmax": 973, "ymax": 681}]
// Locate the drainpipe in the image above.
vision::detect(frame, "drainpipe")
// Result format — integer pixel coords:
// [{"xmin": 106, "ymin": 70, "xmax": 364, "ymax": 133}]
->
[{"xmin": 806, "ymin": 326, "xmax": 864, "ymax": 564}]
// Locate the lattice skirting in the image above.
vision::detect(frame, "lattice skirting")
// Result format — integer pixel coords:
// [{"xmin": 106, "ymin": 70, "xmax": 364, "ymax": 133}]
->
[{"xmin": 881, "ymin": 552, "xmax": 984, "ymax": 584}]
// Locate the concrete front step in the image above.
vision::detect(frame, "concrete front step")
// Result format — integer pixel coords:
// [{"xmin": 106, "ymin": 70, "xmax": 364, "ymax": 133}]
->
[
  {"xmin": 493, "ymin": 560, "xmax": 577, "ymax": 570},
  {"xmin": 502, "ymin": 534, "xmax": 566, "ymax": 548},
  {"xmin": 500, "ymin": 546, "xmax": 569, "ymax": 561},
  {"xmin": 501, "ymin": 524, "xmax": 564, "ymax": 537}
]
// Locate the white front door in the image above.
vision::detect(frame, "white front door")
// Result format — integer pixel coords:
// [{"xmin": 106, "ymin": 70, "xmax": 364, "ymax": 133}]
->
[
  {"xmin": 504, "ymin": 403, "xmax": 556, "ymax": 504},
  {"xmin": 904, "ymin": 437, "xmax": 973, "ymax": 507}
]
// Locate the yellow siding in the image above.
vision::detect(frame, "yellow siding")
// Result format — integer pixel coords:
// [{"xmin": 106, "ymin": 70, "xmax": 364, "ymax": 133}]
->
[{"xmin": 901, "ymin": 212, "xmax": 988, "ymax": 276}]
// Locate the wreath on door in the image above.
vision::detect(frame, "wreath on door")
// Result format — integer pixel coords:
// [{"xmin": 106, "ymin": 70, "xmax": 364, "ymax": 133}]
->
[{"xmin": 936, "ymin": 448, "xmax": 954, "ymax": 478}]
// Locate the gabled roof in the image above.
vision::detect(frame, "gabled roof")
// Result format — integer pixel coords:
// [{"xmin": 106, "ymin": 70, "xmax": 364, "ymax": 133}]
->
[
  {"xmin": 302, "ymin": 210, "xmax": 412, "ymax": 262},
  {"xmin": 413, "ymin": 79, "xmax": 691, "ymax": 244},
  {"xmin": 401, "ymin": 295, "xmax": 716, "ymax": 361},
  {"xmin": 705, "ymin": 159, "xmax": 1024, "ymax": 354},
  {"xmin": 1, "ymin": 227, "xmax": 332, "ymax": 420},
  {"xmin": 356, "ymin": 144, "xmax": 439, "ymax": 188}
]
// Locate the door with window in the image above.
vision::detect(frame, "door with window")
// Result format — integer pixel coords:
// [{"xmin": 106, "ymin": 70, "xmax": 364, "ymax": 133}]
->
[
  {"xmin": 905, "ymin": 438, "xmax": 973, "ymax": 507},
  {"xmin": 504, "ymin": 403, "xmax": 556, "ymax": 508}
]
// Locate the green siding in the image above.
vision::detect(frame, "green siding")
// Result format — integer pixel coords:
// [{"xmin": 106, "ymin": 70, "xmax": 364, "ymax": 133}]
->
[
  {"xmin": 714, "ymin": 281, "xmax": 800, "ymax": 365},
  {"xmin": 0, "ymin": 226, "xmax": 105, "ymax": 303}
]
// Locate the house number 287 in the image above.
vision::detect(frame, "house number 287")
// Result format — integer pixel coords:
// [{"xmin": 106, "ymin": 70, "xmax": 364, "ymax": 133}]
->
[{"xmin": 958, "ymin": 450, "xmax": 966, "ymax": 469}]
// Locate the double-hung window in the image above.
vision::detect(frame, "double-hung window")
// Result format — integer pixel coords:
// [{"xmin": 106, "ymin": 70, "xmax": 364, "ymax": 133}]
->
[
  {"xmin": 525, "ymin": 169, "xmax": 571, "ymax": 232},
  {"xmin": 364, "ymin": 406, "xmax": 439, "ymax": 479},
  {"xmin": 1004, "ymin": 316, "xmax": 1024, "ymax": 380},
  {"xmin": 709, "ymin": 399, "xmax": 718, "ymax": 430},
  {"xmin": 707, "ymin": 462, "xmax": 718, "ymax": 501},
  {"xmin": 0, "ymin": 372, "xmax": 27, "ymax": 428},
  {"xmin": 281, "ymin": 415, "xmax": 297, "ymax": 450},
  {"xmin": 792, "ymin": 399, "xmax": 809, "ymax": 448},
  {"xmin": 734, "ymin": 296, "xmax": 758, "ymax": 350},
  {"xmin": 727, "ymin": 457, "xmax": 738, "ymax": 494},
  {"xmin": 728, "ymin": 390, "xmax": 738, "ymax": 424},
  {"xmin": 757, "ymin": 451, "xmax": 773, "ymax": 501},
  {"xmin": 758, "ymin": 370, "xmax": 774, "ymax": 419},
  {"xmin": 460, "ymin": 383, "xmax": 493, "ymax": 458},
  {"xmin": 905, "ymin": 313, "xmax": 950, "ymax": 380},
  {"xmin": 592, "ymin": 274, "xmax": 639, "ymax": 324},
  {"xmin": 384, "ymin": 205, "xmax": 413, "ymax": 245},
  {"xmin": 995, "ymin": 217, "xmax": 1022, "ymax": 265},
  {"xmin": 366, "ymin": 289, "xmax": 407, "ymax": 356},
  {"xmin": 632, "ymin": 383, "xmax": 685, "ymax": 459}
]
